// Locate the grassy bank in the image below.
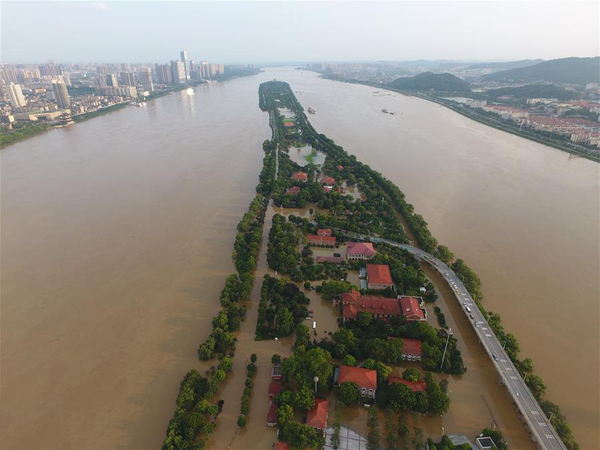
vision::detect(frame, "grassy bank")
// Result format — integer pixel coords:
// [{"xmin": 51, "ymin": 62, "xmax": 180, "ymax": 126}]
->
[{"xmin": 0, "ymin": 122, "xmax": 51, "ymax": 148}]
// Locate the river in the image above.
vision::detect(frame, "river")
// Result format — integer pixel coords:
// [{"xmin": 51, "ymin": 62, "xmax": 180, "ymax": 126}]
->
[{"xmin": 1, "ymin": 67, "xmax": 598, "ymax": 449}]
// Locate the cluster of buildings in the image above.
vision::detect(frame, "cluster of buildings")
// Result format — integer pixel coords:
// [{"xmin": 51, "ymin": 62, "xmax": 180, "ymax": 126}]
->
[{"xmin": 0, "ymin": 52, "xmax": 256, "ymax": 129}]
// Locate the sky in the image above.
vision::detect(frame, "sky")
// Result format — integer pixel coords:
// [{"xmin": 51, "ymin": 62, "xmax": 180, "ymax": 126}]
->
[{"xmin": 1, "ymin": 1, "xmax": 599, "ymax": 64}]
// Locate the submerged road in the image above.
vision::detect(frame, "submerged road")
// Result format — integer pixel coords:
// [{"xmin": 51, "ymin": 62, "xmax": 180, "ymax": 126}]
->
[{"xmin": 336, "ymin": 230, "xmax": 567, "ymax": 450}]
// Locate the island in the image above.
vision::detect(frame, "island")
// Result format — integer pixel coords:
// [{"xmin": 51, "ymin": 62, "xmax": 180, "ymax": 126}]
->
[{"xmin": 160, "ymin": 81, "xmax": 578, "ymax": 450}]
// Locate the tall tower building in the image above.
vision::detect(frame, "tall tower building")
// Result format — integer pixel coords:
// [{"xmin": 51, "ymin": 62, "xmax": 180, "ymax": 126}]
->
[
  {"xmin": 106, "ymin": 74, "xmax": 118, "ymax": 87},
  {"xmin": 180, "ymin": 50, "xmax": 190, "ymax": 80},
  {"xmin": 52, "ymin": 80, "xmax": 71, "ymax": 109},
  {"xmin": 2, "ymin": 83, "xmax": 27, "ymax": 108},
  {"xmin": 137, "ymin": 68, "xmax": 154, "ymax": 92},
  {"xmin": 119, "ymin": 72, "xmax": 136, "ymax": 86},
  {"xmin": 170, "ymin": 60, "xmax": 186, "ymax": 85},
  {"xmin": 155, "ymin": 64, "xmax": 172, "ymax": 84}
]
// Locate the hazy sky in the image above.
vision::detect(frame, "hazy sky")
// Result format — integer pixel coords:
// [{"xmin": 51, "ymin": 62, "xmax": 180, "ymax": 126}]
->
[{"xmin": 2, "ymin": 1, "xmax": 599, "ymax": 64}]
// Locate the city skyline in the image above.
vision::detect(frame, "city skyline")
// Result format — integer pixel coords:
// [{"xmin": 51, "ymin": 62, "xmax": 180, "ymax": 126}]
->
[{"xmin": 2, "ymin": 1, "xmax": 598, "ymax": 64}]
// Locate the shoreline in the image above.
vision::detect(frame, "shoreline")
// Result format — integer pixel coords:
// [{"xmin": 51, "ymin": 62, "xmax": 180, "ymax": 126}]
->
[
  {"xmin": 314, "ymin": 72, "xmax": 600, "ymax": 164},
  {"xmin": 0, "ymin": 71, "xmax": 263, "ymax": 150}
]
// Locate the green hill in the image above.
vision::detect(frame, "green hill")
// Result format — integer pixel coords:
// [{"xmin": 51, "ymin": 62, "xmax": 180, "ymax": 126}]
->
[
  {"xmin": 483, "ymin": 84, "xmax": 579, "ymax": 101},
  {"xmin": 466, "ymin": 59, "xmax": 544, "ymax": 70},
  {"xmin": 389, "ymin": 72, "xmax": 471, "ymax": 93},
  {"xmin": 483, "ymin": 57, "xmax": 600, "ymax": 85}
]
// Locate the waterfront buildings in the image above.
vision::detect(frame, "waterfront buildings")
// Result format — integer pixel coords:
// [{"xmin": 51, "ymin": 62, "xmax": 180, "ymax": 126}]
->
[
  {"xmin": 399, "ymin": 296, "xmax": 427, "ymax": 321},
  {"xmin": 366, "ymin": 264, "xmax": 393, "ymax": 290},
  {"xmin": 346, "ymin": 242, "xmax": 377, "ymax": 260},
  {"xmin": 336, "ymin": 365, "xmax": 377, "ymax": 399},
  {"xmin": 137, "ymin": 68, "xmax": 154, "ymax": 92},
  {"xmin": 170, "ymin": 60, "xmax": 186, "ymax": 85},
  {"xmin": 180, "ymin": 50, "xmax": 190, "ymax": 81},
  {"xmin": 51, "ymin": 80, "xmax": 71, "ymax": 109},
  {"xmin": 2, "ymin": 83, "xmax": 27, "ymax": 108}
]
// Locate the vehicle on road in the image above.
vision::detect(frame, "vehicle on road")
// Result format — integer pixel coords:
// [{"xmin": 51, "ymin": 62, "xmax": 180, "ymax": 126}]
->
[
  {"xmin": 493, "ymin": 355, "xmax": 499, "ymax": 361},
  {"xmin": 465, "ymin": 306, "xmax": 472, "ymax": 312}
]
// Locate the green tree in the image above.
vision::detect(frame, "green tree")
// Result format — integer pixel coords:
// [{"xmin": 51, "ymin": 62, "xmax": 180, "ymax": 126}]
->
[
  {"xmin": 237, "ymin": 415, "xmax": 247, "ymax": 427},
  {"xmin": 425, "ymin": 373, "xmax": 450, "ymax": 415},
  {"xmin": 276, "ymin": 306, "xmax": 295, "ymax": 337},
  {"xmin": 294, "ymin": 386, "xmax": 316, "ymax": 411},
  {"xmin": 402, "ymin": 368, "xmax": 420, "ymax": 382},
  {"xmin": 525, "ymin": 374, "xmax": 547, "ymax": 399},
  {"xmin": 295, "ymin": 323, "xmax": 310, "ymax": 348},
  {"xmin": 436, "ymin": 245, "xmax": 454, "ymax": 264},
  {"xmin": 336, "ymin": 382, "xmax": 360, "ymax": 406},
  {"xmin": 277, "ymin": 404, "xmax": 294, "ymax": 425},
  {"xmin": 357, "ymin": 311, "xmax": 373, "ymax": 328},
  {"xmin": 271, "ymin": 354, "xmax": 281, "ymax": 364},
  {"xmin": 341, "ymin": 354, "xmax": 357, "ymax": 366},
  {"xmin": 280, "ymin": 422, "xmax": 321, "ymax": 449},
  {"xmin": 384, "ymin": 338, "xmax": 406, "ymax": 365},
  {"xmin": 388, "ymin": 382, "xmax": 416, "ymax": 411},
  {"xmin": 385, "ymin": 409, "xmax": 399, "ymax": 450},
  {"xmin": 367, "ymin": 406, "xmax": 381, "ymax": 450}
]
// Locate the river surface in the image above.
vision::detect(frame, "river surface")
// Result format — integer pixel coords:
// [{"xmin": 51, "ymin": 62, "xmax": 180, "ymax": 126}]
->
[{"xmin": 1, "ymin": 68, "xmax": 598, "ymax": 449}]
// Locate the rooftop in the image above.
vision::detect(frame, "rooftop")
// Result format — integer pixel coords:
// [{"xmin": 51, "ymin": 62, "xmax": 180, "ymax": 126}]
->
[
  {"xmin": 399, "ymin": 296, "xmax": 426, "ymax": 321},
  {"xmin": 388, "ymin": 376, "xmax": 427, "ymax": 392},
  {"xmin": 402, "ymin": 338, "xmax": 422, "ymax": 356},
  {"xmin": 346, "ymin": 242, "xmax": 377, "ymax": 257},
  {"xmin": 338, "ymin": 365, "xmax": 377, "ymax": 390},
  {"xmin": 366, "ymin": 264, "xmax": 393, "ymax": 286},
  {"xmin": 306, "ymin": 398, "xmax": 329, "ymax": 429}
]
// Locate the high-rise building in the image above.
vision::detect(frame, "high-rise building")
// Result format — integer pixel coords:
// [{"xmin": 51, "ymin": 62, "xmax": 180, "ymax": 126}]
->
[
  {"xmin": 106, "ymin": 74, "xmax": 118, "ymax": 87},
  {"xmin": 119, "ymin": 72, "xmax": 136, "ymax": 86},
  {"xmin": 170, "ymin": 60, "xmax": 186, "ymax": 85},
  {"xmin": 155, "ymin": 64, "xmax": 172, "ymax": 84},
  {"xmin": 52, "ymin": 80, "xmax": 71, "ymax": 109},
  {"xmin": 180, "ymin": 50, "xmax": 190, "ymax": 80},
  {"xmin": 137, "ymin": 68, "xmax": 154, "ymax": 92},
  {"xmin": 39, "ymin": 64, "xmax": 62, "ymax": 78},
  {"xmin": 2, "ymin": 83, "xmax": 27, "ymax": 108}
]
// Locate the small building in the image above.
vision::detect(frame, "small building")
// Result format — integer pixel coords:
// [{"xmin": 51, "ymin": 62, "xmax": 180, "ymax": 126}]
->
[
  {"xmin": 316, "ymin": 256, "xmax": 343, "ymax": 264},
  {"xmin": 301, "ymin": 247, "xmax": 311, "ymax": 258},
  {"xmin": 274, "ymin": 442, "xmax": 289, "ymax": 450},
  {"xmin": 341, "ymin": 290, "xmax": 401, "ymax": 322},
  {"xmin": 366, "ymin": 264, "xmax": 393, "ymax": 290},
  {"xmin": 321, "ymin": 176, "xmax": 336, "ymax": 186},
  {"xmin": 283, "ymin": 121, "xmax": 294, "ymax": 128},
  {"xmin": 336, "ymin": 165, "xmax": 344, "ymax": 171},
  {"xmin": 388, "ymin": 376, "xmax": 427, "ymax": 393},
  {"xmin": 271, "ymin": 364, "xmax": 283, "ymax": 380},
  {"xmin": 476, "ymin": 436, "xmax": 496, "ymax": 449},
  {"xmin": 268, "ymin": 381, "xmax": 282, "ymax": 399},
  {"xmin": 286, "ymin": 186, "xmax": 301, "ymax": 196},
  {"xmin": 317, "ymin": 228, "xmax": 332, "ymax": 236},
  {"xmin": 401, "ymin": 338, "xmax": 422, "ymax": 361},
  {"xmin": 336, "ymin": 365, "xmax": 377, "ymax": 399},
  {"xmin": 306, "ymin": 398, "xmax": 329, "ymax": 430},
  {"xmin": 399, "ymin": 296, "xmax": 427, "ymax": 321},
  {"xmin": 267, "ymin": 401, "xmax": 278, "ymax": 427},
  {"xmin": 307, "ymin": 234, "xmax": 336, "ymax": 247},
  {"xmin": 292, "ymin": 171, "xmax": 308, "ymax": 182},
  {"xmin": 346, "ymin": 242, "xmax": 377, "ymax": 260}
]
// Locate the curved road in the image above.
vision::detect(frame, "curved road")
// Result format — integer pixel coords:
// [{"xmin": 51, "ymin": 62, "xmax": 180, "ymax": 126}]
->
[{"xmin": 336, "ymin": 230, "xmax": 567, "ymax": 450}]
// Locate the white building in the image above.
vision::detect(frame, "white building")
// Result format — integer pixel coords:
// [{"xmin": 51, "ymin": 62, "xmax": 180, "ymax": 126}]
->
[
  {"xmin": 2, "ymin": 83, "xmax": 27, "ymax": 108},
  {"xmin": 52, "ymin": 81, "xmax": 71, "ymax": 109}
]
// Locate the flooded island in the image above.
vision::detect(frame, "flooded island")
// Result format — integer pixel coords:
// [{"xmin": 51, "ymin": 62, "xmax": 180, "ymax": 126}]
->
[{"xmin": 159, "ymin": 81, "xmax": 578, "ymax": 450}]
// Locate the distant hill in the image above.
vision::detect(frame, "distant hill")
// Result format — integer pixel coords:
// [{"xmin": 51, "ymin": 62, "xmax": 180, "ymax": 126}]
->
[
  {"xmin": 466, "ymin": 59, "xmax": 544, "ymax": 70},
  {"xmin": 389, "ymin": 72, "xmax": 471, "ymax": 93},
  {"xmin": 483, "ymin": 84, "xmax": 580, "ymax": 101},
  {"xmin": 483, "ymin": 57, "xmax": 600, "ymax": 85}
]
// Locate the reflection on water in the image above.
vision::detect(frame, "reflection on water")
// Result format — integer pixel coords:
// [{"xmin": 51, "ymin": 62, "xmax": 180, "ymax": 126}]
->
[{"xmin": 287, "ymin": 144, "xmax": 326, "ymax": 166}]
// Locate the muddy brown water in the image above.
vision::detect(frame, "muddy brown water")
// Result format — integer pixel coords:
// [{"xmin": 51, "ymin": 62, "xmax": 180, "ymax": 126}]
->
[{"xmin": 1, "ymin": 68, "xmax": 598, "ymax": 449}]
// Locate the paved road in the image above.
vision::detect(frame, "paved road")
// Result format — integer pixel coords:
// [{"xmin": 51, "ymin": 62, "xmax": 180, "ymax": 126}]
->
[{"xmin": 336, "ymin": 230, "xmax": 567, "ymax": 450}]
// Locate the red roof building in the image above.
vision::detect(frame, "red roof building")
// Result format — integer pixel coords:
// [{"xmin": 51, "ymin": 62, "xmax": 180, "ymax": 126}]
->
[
  {"xmin": 388, "ymin": 377, "xmax": 427, "ymax": 393},
  {"xmin": 292, "ymin": 171, "xmax": 308, "ymax": 182},
  {"xmin": 337, "ymin": 365, "xmax": 377, "ymax": 398},
  {"xmin": 284, "ymin": 121, "xmax": 295, "ymax": 128},
  {"xmin": 317, "ymin": 228, "xmax": 332, "ymax": 236},
  {"xmin": 402, "ymin": 338, "xmax": 422, "ymax": 361},
  {"xmin": 274, "ymin": 443, "xmax": 289, "ymax": 450},
  {"xmin": 267, "ymin": 401, "xmax": 278, "ymax": 426},
  {"xmin": 341, "ymin": 290, "xmax": 401, "ymax": 322},
  {"xmin": 346, "ymin": 242, "xmax": 377, "ymax": 260},
  {"xmin": 268, "ymin": 381, "xmax": 282, "ymax": 399},
  {"xmin": 366, "ymin": 264, "xmax": 393, "ymax": 290},
  {"xmin": 336, "ymin": 165, "xmax": 344, "ymax": 171},
  {"xmin": 286, "ymin": 186, "xmax": 301, "ymax": 196},
  {"xmin": 321, "ymin": 176, "xmax": 336, "ymax": 186},
  {"xmin": 307, "ymin": 234, "xmax": 336, "ymax": 247},
  {"xmin": 306, "ymin": 398, "xmax": 329, "ymax": 429},
  {"xmin": 399, "ymin": 296, "xmax": 427, "ymax": 322}
]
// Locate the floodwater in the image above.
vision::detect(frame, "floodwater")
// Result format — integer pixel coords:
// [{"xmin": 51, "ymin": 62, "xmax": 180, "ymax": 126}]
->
[{"xmin": 1, "ymin": 67, "xmax": 598, "ymax": 449}]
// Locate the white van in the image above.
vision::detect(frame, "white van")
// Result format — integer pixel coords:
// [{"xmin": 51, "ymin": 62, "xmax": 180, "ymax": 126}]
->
[{"xmin": 465, "ymin": 306, "xmax": 472, "ymax": 313}]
